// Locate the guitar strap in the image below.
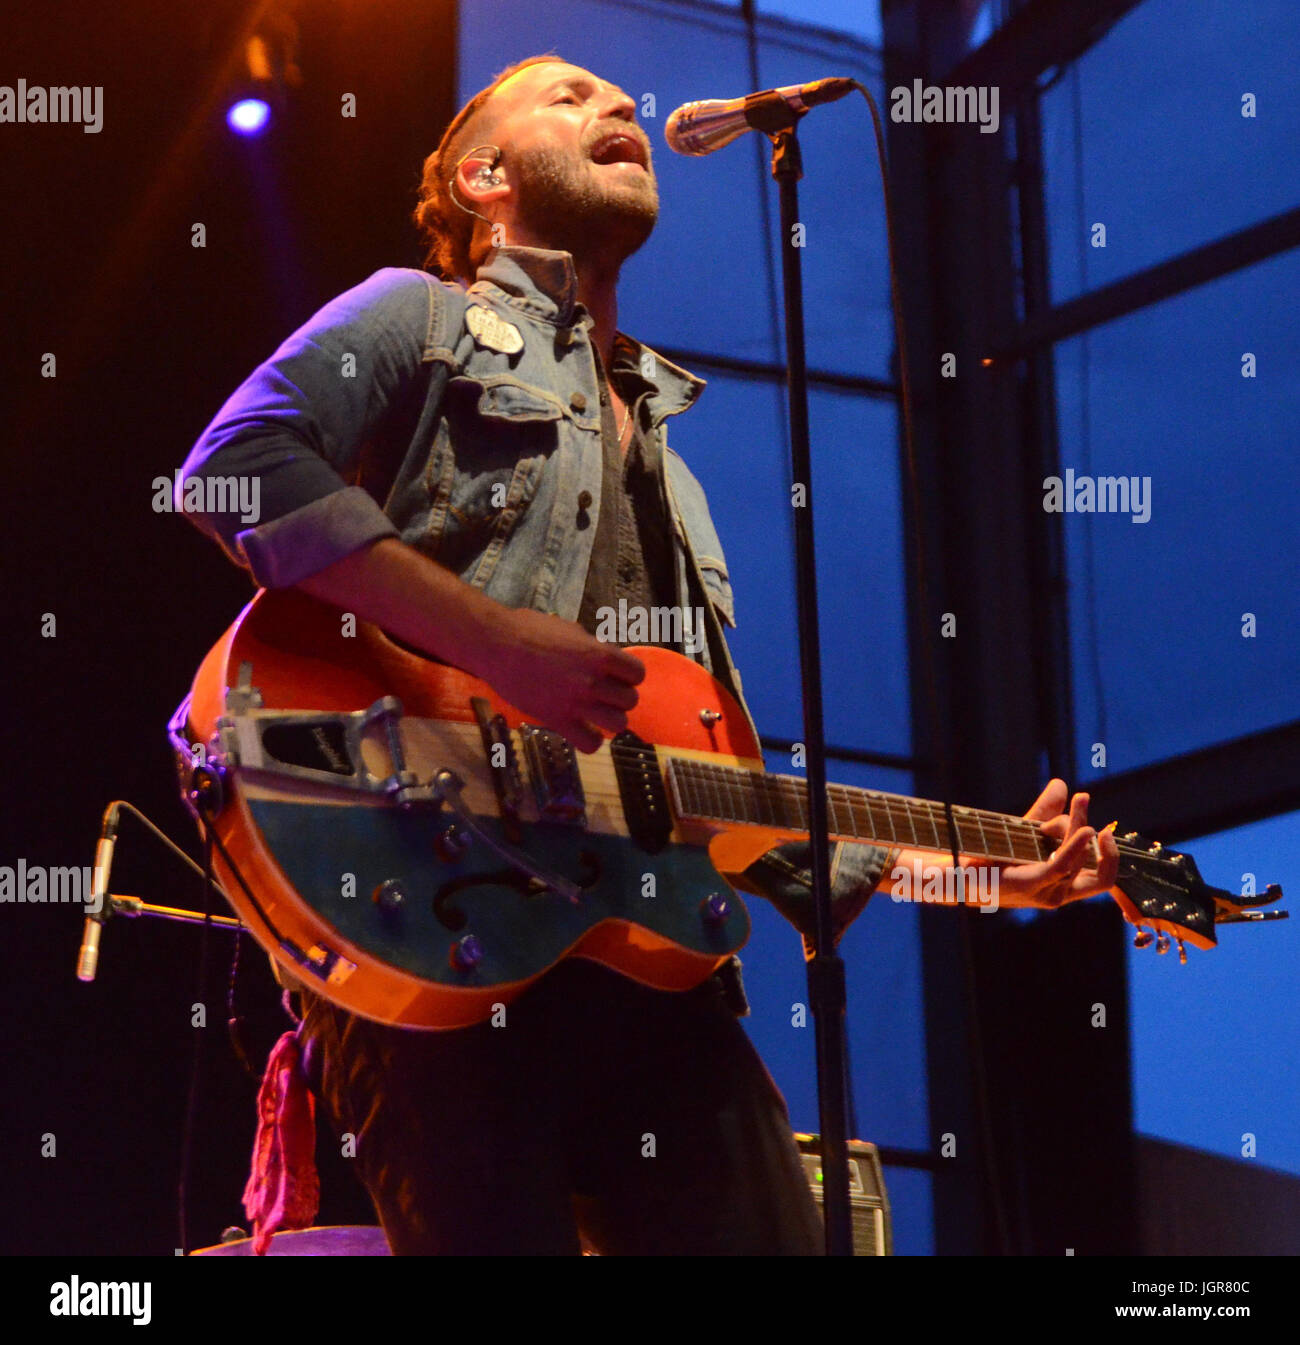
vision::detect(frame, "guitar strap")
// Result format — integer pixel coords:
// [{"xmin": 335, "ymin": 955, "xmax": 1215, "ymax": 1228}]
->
[{"xmin": 660, "ymin": 451, "xmax": 765, "ymax": 752}]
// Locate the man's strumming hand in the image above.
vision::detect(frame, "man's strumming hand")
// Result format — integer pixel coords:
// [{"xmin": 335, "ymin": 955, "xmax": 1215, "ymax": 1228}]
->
[
  {"xmin": 296, "ymin": 539, "xmax": 643, "ymax": 753},
  {"xmin": 474, "ymin": 606, "xmax": 645, "ymax": 755}
]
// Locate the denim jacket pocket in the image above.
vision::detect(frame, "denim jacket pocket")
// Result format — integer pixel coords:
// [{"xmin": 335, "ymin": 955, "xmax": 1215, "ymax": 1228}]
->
[
  {"xmin": 430, "ymin": 374, "xmax": 561, "ymax": 579},
  {"xmin": 473, "ymin": 375, "xmax": 567, "ymax": 424},
  {"xmin": 470, "ymin": 451, "xmax": 548, "ymax": 588}
]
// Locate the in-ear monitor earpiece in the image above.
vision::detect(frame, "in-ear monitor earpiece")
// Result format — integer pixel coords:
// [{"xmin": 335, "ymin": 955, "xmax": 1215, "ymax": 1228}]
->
[{"xmin": 449, "ymin": 144, "xmax": 504, "ymax": 224}]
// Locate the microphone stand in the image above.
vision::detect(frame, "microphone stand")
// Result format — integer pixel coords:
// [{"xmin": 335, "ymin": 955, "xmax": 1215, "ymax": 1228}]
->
[
  {"xmin": 750, "ymin": 101, "xmax": 853, "ymax": 1256},
  {"xmin": 94, "ymin": 893, "xmax": 243, "ymax": 932}
]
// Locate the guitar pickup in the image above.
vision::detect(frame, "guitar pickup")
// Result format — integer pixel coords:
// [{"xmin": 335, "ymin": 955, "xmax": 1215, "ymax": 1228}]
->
[
  {"xmin": 521, "ymin": 725, "xmax": 586, "ymax": 826},
  {"xmin": 471, "ymin": 696, "xmax": 524, "ymax": 843}
]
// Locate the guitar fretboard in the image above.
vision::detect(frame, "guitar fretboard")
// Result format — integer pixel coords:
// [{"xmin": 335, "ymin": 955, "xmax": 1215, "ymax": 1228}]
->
[{"xmin": 665, "ymin": 757, "xmax": 1055, "ymax": 865}]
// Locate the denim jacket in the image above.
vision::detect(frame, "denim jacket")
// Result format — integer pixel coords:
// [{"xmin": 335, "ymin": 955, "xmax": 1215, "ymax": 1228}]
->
[{"xmin": 179, "ymin": 245, "xmax": 892, "ymax": 935}]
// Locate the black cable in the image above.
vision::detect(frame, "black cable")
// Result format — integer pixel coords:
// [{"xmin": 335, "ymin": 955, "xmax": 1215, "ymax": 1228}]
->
[
  {"xmin": 94, "ymin": 785, "xmax": 289, "ymax": 1250},
  {"xmin": 190, "ymin": 796, "xmax": 283, "ymax": 1081},
  {"xmin": 739, "ymin": 1, "xmax": 794, "ymax": 576},
  {"xmin": 170, "ymin": 761, "xmax": 283, "ymax": 1250},
  {"xmin": 225, "ymin": 922, "xmax": 259, "ymax": 1081},
  {"xmin": 843, "ymin": 1014, "xmax": 859, "ymax": 1141},
  {"xmin": 850, "ymin": 78, "xmax": 1015, "ymax": 1255},
  {"xmin": 111, "ymin": 799, "xmax": 234, "ymax": 901},
  {"xmin": 176, "ymin": 823, "xmax": 218, "ymax": 1257},
  {"xmin": 107, "ymin": 798, "xmax": 259, "ymax": 1079},
  {"xmin": 203, "ymin": 816, "xmax": 285, "ymax": 947},
  {"xmin": 1068, "ymin": 60, "xmax": 1107, "ymax": 751}
]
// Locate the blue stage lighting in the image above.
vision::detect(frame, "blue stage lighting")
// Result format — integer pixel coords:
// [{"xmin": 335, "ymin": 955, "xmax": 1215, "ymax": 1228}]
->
[{"xmin": 227, "ymin": 98, "xmax": 271, "ymax": 135}]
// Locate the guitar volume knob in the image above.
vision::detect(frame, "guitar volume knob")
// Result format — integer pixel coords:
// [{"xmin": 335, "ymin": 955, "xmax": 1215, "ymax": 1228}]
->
[
  {"xmin": 372, "ymin": 879, "xmax": 407, "ymax": 911},
  {"xmin": 451, "ymin": 934, "xmax": 484, "ymax": 970},
  {"xmin": 700, "ymin": 892, "xmax": 730, "ymax": 924}
]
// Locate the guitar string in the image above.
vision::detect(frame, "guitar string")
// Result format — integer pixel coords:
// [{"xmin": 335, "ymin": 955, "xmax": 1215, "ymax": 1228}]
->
[
  {"xmin": 658, "ymin": 757, "xmax": 1051, "ymax": 862},
  {"xmin": 437, "ymin": 732, "xmax": 1122, "ymax": 867},
  {"xmin": 517, "ymin": 744, "xmax": 1047, "ymax": 856},
  {"xmin": 554, "ymin": 751, "xmax": 1048, "ymax": 865}
]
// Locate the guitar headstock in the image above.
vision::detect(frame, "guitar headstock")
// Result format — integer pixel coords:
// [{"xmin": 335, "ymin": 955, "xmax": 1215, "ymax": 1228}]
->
[{"xmin": 1112, "ymin": 831, "xmax": 1287, "ymax": 962}]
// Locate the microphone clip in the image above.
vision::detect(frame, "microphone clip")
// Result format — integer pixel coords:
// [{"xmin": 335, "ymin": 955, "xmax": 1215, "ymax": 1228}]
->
[{"xmin": 742, "ymin": 87, "xmax": 811, "ymax": 137}]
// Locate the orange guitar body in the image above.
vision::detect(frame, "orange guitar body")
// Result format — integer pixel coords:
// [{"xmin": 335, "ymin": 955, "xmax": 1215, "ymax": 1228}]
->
[{"xmin": 177, "ymin": 588, "xmax": 768, "ymax": 1029}]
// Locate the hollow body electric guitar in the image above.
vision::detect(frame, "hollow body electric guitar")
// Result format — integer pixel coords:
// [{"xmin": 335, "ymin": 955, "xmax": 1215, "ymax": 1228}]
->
[{"xmin": 171, "ymin": 589, "xmax": 1285, "ymax": 1029}]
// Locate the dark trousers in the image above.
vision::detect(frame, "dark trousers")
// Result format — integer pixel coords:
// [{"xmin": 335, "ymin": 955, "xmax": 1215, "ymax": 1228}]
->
[{"xmin": 296, "ymin": 957, "xmax": 824, "ymax": 1255}]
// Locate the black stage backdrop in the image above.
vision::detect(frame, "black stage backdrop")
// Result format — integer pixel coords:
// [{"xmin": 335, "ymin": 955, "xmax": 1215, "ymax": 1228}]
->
[{"xmin": 0, "ymin": 0, "xmax": 457, "ymax": 1256}]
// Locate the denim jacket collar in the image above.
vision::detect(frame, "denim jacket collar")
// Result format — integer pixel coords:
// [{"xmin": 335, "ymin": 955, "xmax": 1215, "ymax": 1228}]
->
[
  {"xmin": 471, "ymin": 245, "xmax": 581, "ymax": 325},
  {"xmin": 470, "ymin": 245, "xmax": 705, "ymax": 425}
]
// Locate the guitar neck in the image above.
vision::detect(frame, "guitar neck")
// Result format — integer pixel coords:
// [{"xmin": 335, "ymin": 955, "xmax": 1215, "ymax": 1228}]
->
[{"xmin": 664, "ymin": 757, "xmax": 1055, "ymax": 865}]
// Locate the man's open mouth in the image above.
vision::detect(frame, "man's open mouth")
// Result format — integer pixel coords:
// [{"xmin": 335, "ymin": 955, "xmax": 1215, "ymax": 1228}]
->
[{"xmin": 589, "ymin": 131, "xmax": 648, "ymax": 169}]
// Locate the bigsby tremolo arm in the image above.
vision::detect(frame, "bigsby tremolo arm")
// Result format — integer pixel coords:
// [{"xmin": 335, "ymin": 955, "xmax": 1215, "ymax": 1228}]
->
[{"xmin": 206, "ymin": 664, "xmax": 583, "ymax": 904}]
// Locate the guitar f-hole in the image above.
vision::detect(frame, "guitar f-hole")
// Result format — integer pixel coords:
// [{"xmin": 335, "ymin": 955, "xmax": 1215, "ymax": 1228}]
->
[{"xmin": 432, "ymin": 849, "xmax": 603, "ymax": 931}]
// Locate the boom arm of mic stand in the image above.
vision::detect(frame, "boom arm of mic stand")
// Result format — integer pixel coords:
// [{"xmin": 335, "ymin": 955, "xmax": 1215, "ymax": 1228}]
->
[{"xmin": 107, "ymin": 894, "xmax": 243, "ymax": 929}]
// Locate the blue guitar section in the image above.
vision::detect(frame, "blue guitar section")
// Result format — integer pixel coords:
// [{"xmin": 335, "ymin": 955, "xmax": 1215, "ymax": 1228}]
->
[{"xmin": 247, "ymin": 798, "xmax": 750, "ymax": 986}]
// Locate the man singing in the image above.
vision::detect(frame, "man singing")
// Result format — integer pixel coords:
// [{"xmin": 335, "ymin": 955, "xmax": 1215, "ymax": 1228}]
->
[{"xmin": 179, "ymin": 55, "xmax": 1118, "ymax": 1254}]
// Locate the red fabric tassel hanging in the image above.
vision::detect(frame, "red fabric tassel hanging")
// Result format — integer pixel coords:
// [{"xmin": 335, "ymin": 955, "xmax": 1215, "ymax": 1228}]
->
[{"xmin": 241, "ymin": 1029, "xmax": 320, "ymax": 1254}]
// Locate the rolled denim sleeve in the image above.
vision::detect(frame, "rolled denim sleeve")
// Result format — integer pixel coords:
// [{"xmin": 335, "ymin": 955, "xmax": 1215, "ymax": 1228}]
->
[
  {"xmin": 736, "ymin": 839, "xmax": 897, "ymax": 948},
  {"xmin": 177, "ymin": 267, "xmax": 440, "ymax": 588}
]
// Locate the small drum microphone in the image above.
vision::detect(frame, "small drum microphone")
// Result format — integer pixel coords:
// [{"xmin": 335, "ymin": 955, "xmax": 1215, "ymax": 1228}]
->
[{"xmin": 77, "ymin": 802, "xmax": 121, "ymax": 982}]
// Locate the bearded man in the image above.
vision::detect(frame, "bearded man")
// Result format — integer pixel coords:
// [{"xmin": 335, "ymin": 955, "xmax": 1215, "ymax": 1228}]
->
[{"xmin": 179, "ymin": 55, "xmax": 1117, "ymax": 1254}]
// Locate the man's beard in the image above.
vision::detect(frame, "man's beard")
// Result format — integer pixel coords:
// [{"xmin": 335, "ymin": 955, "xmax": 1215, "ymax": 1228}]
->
[{"xmin": 509, "ymin": 139, "xmax": 659, "ymax": 268}]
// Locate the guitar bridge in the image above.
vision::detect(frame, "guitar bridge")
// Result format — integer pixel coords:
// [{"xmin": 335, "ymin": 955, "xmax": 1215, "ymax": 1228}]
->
[{"xmin": 520, "ymin": 725, "xmax": 587, "ymax": 826}]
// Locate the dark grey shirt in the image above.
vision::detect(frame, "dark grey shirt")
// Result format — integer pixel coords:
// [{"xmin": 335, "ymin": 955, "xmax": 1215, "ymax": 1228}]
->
[{"xmin": 575, "ymin": 340, "xmax": 680, "ymax": 649}]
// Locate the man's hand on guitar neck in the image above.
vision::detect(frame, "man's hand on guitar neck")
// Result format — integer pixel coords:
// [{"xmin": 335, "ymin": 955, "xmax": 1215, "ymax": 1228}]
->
[
  {"xmin": 1003, "ymin": 778, "xmax": 1120, "ymax": 908},
  {"xmin": 295, "ymin": 537, "xmax": 645, "ymax": 753},
  {"xmin": 887, "ymin": 779, "xmax": 1120, "ymax": 911}
]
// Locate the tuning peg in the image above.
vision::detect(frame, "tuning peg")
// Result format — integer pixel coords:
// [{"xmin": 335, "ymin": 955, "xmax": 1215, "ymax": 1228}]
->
[
  {"xmin": 1155, "ymin": 932, "xmax": 1171, "ymax": 954},
  {"xmin": 1176, "ymin": 938, "xmax": 1187, "ymax": 965},
  {"xmin": 1133, "ymin": 928, "xmax": 1154, "ymax": 950}
]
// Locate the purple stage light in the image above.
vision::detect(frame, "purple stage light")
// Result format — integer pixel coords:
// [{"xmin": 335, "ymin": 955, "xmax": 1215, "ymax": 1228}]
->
[{"xmin": 227, "ymin": 98, "xmax": 271, "ymax": 135}]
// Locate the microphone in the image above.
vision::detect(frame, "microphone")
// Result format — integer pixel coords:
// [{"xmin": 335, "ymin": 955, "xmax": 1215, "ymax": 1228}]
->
[
  {"xmin": 77, "ymin": 802, "xmax": 121, "ymax": 983},
  {"xmin": 665, "ymin": 76, "xmax": 855, "ymax": 156}
]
